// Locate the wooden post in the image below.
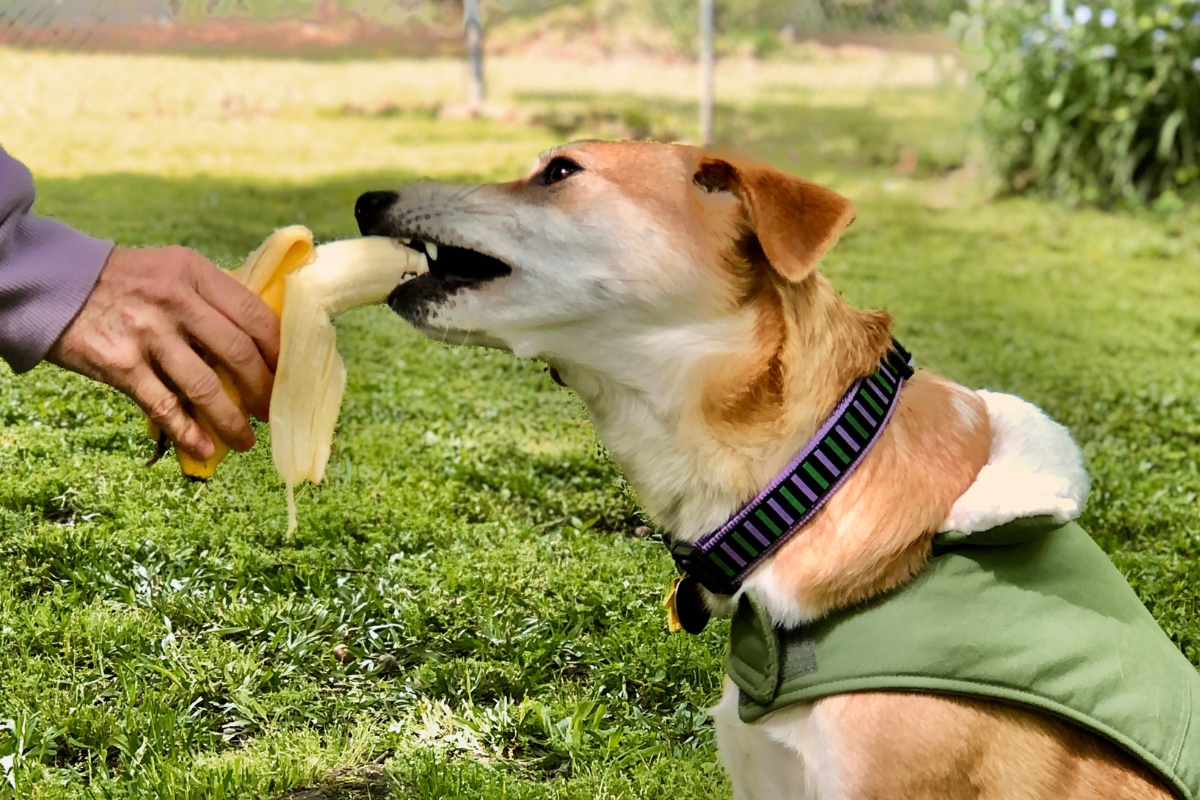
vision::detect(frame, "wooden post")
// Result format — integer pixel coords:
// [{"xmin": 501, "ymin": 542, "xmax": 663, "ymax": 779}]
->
[
  {"xmin": 699, "ymin": 0, "xmax": 715, "ymax": 146},
  {"xmin": 464, "ymin": 0, "xmax": 484, "ymax": 114}
]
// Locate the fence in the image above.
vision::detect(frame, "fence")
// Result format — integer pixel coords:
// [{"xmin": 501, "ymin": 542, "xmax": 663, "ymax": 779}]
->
[
  {"xmin": 1, "ymin": 0, "xmax": 970, "ymax": 175},
  {"xmin": 0, "ymin": 1, "xmax": 962, "ymax": 53},
  {"xmin": 0, "ymin": 0, "xmax": 166, "ymax": 50},
  {"xmin": 0, "ymin": 1, "xmax": 456, "ymax": 53}
]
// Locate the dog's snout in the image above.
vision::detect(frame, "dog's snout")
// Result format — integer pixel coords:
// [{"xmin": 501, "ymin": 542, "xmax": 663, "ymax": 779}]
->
[{"xmin": 354, "ymin": 190, "xmax": 398, "ymax": 235}]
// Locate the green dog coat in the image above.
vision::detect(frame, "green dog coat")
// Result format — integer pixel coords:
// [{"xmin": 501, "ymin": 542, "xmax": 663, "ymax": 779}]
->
[{"xmin": 727, "ymin": 517, "xmax": 1200, "ymax": 799}]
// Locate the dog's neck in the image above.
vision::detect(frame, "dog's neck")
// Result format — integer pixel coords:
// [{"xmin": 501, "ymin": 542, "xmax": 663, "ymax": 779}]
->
[
  {"xmin": 553, "ymin": 272, "xmax": 898, "ymax": 537},
  {"xmin": 551, "ymin": 272, "xmax": 993, "ymax": 622}
]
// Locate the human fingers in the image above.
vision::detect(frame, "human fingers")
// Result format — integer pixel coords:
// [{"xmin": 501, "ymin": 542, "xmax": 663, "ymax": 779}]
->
[
  {"xmin": 190, "ymin": 258, "xmax": 281, "ymax": 370},
  {"xmin": 151, "ymin": 337, "xmax": 256, "ymax": 452},
  {"xmin": 181, "ymin": 298, "xmax": 274, "ymax": 421},
  {"xmin": 127, "ymin": 365, "xmax": 214, "ymax": 461}
]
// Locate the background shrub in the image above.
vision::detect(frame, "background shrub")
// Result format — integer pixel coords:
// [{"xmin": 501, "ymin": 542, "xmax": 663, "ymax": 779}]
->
[{"xmin": 956, "ymin": 0, "xmax": 1200, "ymax": 207}]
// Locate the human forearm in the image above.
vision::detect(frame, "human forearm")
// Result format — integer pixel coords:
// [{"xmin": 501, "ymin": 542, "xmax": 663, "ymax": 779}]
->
[{"xmin": 0, "ymin": 145, "xmax": 113, "ymax": 373}]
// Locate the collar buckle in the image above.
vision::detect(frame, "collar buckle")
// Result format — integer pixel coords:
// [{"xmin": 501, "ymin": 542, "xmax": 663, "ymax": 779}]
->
[{"xmin": 670, "ymin": 541, "xmax": 738, "ymax": 596}]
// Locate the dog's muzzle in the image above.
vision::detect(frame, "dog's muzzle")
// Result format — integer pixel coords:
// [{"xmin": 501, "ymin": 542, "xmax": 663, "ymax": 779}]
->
[
  {"xmin": 354, "ymin": 190, "xmax": 398, "ymax": 236},
  {"xmin": 353, "ymin": 189, "xmax": 514, "ymax": 324}
]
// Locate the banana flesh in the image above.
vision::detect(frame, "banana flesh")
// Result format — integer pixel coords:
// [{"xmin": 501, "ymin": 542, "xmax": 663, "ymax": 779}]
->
[{"xmin": 271, "ymin": 236, "xmax": 427, "ymax": 532}]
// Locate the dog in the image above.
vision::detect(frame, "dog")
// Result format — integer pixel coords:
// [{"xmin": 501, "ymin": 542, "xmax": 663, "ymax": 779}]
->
[{"xmin": 354, "ymin": 141, "xmax": 1198, "ymax": 799}]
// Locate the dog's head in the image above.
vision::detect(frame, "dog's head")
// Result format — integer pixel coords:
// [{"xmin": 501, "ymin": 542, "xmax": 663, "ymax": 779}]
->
[{"xmin": 355, "ymin": 141, "xmax": 856, "ymax": 363}]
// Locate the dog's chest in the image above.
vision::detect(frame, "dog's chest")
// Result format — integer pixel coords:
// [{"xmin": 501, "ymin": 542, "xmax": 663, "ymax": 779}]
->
[{"xmin": 712, "ymin": 682, "xmax": 841, "ymax": 799}]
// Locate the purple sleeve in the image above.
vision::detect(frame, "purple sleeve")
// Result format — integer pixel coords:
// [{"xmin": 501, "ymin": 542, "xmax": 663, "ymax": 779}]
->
[{"xmin": 0, "ymin": 146, "xmax": 114, "ymax": 374}]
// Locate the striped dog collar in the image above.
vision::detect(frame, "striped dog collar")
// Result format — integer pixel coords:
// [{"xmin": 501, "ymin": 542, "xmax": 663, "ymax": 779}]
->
[{"xmin": 667, "ymin": 342, "xmax": 914, "ymax": 633}]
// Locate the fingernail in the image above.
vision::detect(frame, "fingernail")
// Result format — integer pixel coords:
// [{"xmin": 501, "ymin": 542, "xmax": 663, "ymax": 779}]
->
[{"xmin": 194, "ymin": 435, "xmax": 215, "ymax": 458}]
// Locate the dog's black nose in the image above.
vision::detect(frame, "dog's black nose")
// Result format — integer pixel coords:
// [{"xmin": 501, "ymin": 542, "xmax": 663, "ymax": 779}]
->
[{"xmin": 354, "ymin": 190, "xmax": 398, "ymax": 235}]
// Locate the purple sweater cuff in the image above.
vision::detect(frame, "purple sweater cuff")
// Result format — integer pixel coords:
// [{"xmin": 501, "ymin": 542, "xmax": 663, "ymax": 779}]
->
[{"xmin": 0, "ymin": 149, "xmax": 114, "ymax": 374}]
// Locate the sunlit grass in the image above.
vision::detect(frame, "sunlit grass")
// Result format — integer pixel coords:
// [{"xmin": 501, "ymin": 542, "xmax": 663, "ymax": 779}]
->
[{"xmin": 1, "ymin": 46, "xmax": 951, "ymax": 181}]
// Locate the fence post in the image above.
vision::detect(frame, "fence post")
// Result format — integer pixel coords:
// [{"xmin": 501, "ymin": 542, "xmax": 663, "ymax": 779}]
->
[
  {"xmin": 699, "ymin": 0, "xmax": 715, "ymax": 146},
  {"xmin": 464, "ymin": 0, "xmax": 485, "ymax": 113},
  {"xmin": 1050, "ymin": 0, "xmax": 1066, "ymax": 23}
]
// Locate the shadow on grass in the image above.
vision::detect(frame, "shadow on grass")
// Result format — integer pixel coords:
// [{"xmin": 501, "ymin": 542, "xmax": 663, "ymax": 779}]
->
[
  {"xmin": 278, "ymin": 763, "xmax": 390, "ymax": 800},
  {"xmin": 34, "ymin": 168, "xmax": 495, "ymax": 263}
]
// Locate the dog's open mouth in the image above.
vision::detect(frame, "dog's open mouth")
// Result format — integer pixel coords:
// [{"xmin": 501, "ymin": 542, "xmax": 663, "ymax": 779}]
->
[{"xmin": 405, "ymin": 237, "xmax": 512, "ymax": 292}]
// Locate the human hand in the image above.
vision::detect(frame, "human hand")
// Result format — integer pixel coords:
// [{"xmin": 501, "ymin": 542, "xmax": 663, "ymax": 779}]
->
[{"xmin": 47, "ymin": 246, "xmax": 280, "ymax": 460}]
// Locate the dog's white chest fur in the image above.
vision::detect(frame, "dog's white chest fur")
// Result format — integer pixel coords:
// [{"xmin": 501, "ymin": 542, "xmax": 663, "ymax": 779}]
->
[{"xmin": 711, "ymin": 391, "xmax": 1090, "ymax": 799}]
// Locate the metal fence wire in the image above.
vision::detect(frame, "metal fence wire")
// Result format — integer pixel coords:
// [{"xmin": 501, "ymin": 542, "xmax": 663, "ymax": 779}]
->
[
  {"xmin": 0, "ymin": 1, "xmax": 443, "ymax": 52},
  {"xmin": 0, "ymin": 0, "xmax": 163, "ymax": 50},
  {"xmin": 0, "ymin": 1, "xmax": 963, "ymax": 53}
]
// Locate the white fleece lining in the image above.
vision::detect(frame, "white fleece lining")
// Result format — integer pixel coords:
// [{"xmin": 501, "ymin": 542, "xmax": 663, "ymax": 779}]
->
[{"xmin": 939, "ymin": 390, "xmax": 1090, "ymax": 534}]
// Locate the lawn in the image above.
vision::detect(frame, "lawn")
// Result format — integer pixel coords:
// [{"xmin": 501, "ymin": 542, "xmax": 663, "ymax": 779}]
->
[{"xmin": 2, "ymin": 47, "xmax": 1200, "ymax": 799}]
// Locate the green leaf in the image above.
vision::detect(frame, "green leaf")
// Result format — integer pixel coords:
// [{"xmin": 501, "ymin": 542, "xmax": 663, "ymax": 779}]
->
[{"xmin": 1158, "ymin": 109, "xmax": 1186, "ymax": 162}]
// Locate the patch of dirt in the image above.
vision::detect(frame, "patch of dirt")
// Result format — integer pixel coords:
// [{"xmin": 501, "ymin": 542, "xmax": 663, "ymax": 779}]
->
[{"xmin": 276, "ymin": 764, "xmax": 390, "ymax": 800}]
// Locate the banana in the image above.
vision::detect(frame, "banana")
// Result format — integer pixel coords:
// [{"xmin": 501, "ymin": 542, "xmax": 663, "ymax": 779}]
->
[{"xmin": 148, "ymin": 226, "xmax": 426, "ymax": 532}]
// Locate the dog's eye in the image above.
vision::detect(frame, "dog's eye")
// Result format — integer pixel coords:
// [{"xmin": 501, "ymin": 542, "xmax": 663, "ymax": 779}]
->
[{"xmin": 541, "ymin": 157, "xmax": 582, "ymax": 186}]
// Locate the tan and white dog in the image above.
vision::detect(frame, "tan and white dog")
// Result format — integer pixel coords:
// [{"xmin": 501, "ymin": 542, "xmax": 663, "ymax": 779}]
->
[{"xmin": 354, "ymin": 141, "xmax": 1175, "ymax": 799}]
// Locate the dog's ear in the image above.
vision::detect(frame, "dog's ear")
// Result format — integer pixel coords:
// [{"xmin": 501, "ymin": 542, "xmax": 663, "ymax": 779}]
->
[{"xmin": 693, "ymin": 157, "xmax": 856, "ymax": 282}]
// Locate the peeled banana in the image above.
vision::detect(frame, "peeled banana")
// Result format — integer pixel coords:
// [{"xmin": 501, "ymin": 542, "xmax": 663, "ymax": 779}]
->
[
  {"xmin": 148, "ymin": 225, "xmax": 318, "ymax": 479},
  {"xmin": 271, "ymin": 234, "xmax": 426, "ymax": 532},
  {"xmin": 149, "ymin": 226, "xmax": 427, "ymax": 533}
]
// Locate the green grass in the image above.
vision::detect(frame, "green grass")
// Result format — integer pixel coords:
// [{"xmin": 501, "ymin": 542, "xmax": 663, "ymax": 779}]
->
[{"xmin": 3, "ymin": 67, "xmax": 1200, "ymax": 798}]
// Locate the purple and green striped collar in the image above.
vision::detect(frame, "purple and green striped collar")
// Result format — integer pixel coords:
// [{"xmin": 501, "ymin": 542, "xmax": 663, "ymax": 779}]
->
[{"xmin": 669, "ymin": 342, "xmax": 913, "ymax": 626}]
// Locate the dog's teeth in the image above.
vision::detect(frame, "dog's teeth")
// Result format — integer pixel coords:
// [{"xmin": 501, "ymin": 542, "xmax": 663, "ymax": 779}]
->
[
  {"xmin": 427, "ymin": 242, "xmax": 438, "ymax": 261},
  {"xmin": 400, "ymin": 237, "xmax": 411, "ymax": 245}
]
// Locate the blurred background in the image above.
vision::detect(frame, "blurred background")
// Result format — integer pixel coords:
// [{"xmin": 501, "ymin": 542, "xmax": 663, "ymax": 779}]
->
[
  {"xmin": 0, "ymin": 0, "xmax": 975, "ymax": 203},
  {"xmin": 6, "ymin": 0, "xmax": 1194, "ymax": 206}
]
